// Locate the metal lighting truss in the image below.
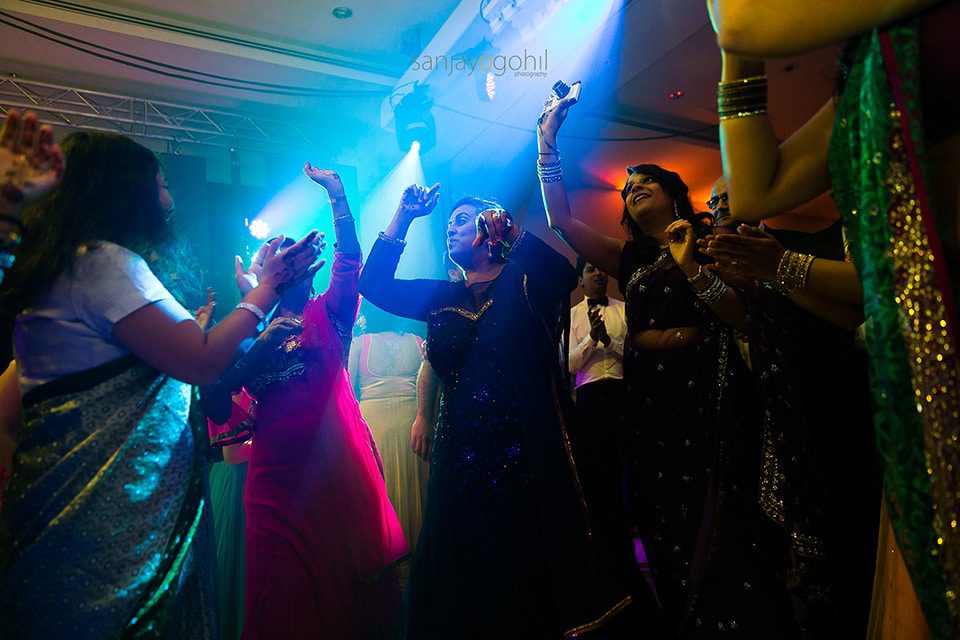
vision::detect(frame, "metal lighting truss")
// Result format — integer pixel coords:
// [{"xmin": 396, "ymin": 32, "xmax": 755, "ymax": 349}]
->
[{"xmin": 0, "ymin": 75, "xmax": 325, "ymax": 153}]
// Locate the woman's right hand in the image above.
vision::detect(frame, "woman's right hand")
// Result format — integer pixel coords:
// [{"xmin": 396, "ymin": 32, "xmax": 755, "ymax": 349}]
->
[
  {"xmin": 537, "ymin": 96, "xmax": 576, "ymax": 149},
  {"xmin": 0, "ymin": 110, "xmax": 65, "ymax": 217},
  {"xmin": 396, "ymin": 183, "xmax": 441, "ymax": 220},
  {"xmin": 410, "ymin": 414, "xmax": 434, "ymax": 462},
  {"xmin": 258, "ymin": 231, "xmax": 326, "ymax": 295}
]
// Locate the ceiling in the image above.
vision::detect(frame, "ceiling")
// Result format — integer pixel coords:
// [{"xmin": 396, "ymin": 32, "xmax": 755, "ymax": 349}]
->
[{"xmin": 0, "ymin": 0, "xmax": 842, "ymax": 227}]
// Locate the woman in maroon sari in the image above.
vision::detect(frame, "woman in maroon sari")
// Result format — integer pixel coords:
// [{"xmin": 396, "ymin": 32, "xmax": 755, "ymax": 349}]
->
[{"xmin": 222, "ymin": 165, "xmax": 407, "ymax": 640}]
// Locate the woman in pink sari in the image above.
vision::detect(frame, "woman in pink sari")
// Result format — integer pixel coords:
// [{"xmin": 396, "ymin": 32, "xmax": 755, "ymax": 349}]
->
[{"xmin": 222, "ymin": 165, "xmax": 408, "ymax": 639}]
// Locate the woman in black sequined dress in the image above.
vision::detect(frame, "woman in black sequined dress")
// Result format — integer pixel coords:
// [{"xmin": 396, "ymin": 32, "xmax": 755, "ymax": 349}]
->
[
  {"xmin": 359, "ymin": 186, "xmax": 661, "ymax": 639},
  {"xmin": 536, "ymin": 95, "xmax": 796, "ymax": 639}
]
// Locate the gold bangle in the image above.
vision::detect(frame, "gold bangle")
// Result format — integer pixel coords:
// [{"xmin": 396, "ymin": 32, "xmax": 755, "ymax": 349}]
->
[{"xmin": 718, "ymin": 75, "xmax": 767, "ymax": 90}]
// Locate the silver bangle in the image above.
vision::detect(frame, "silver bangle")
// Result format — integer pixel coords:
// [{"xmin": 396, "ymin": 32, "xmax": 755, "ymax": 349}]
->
[
  {"xmin": 236, "ymin": 301, "xmax": 266, "ymax": 323},
  {"xmin": 378, "ymin": 231, "xmax": 407, "ymax": 248},
  {"xmin": 537, "ymin": 157, "xmax": 563, "ymax": 183},
  {"xmin": 333, "ymin": 213, "xmax": 354, "ymax": 225},
  {"xmin": 694, "ymin": 273, "xmax": 728, "ymax": 306}
]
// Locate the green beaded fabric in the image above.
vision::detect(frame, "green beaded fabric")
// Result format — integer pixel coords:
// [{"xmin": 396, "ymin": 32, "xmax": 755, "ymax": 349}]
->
[{"xmin": 828, "ymin": 20, "xmax": 960, "ymax": 639}]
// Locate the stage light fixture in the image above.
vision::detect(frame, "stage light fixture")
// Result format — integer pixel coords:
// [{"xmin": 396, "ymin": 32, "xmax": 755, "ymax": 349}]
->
[{"xmin": 394, "ymin": 84, "xmax": 436, "ymax": 154}]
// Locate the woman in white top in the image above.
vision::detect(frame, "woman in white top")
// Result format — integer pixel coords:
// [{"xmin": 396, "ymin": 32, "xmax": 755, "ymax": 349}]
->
[
  {"xmin": 0, "ymin": 124, "xmax": 322, "ymax": 640},
  {"xmin": 349, "ymin": 300, "xmax": 429, "ymax": 553}
]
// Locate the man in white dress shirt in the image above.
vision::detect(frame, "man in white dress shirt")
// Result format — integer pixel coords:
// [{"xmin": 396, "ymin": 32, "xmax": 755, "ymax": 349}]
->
[{"xmin": 569, "ymin": 256, "xmax": 628, "ymax": 525}]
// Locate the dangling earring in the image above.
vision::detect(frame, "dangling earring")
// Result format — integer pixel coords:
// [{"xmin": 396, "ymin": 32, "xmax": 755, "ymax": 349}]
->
[{"xmin": 673, "ymin": 200, "xmax": 680, "ymax": 219}]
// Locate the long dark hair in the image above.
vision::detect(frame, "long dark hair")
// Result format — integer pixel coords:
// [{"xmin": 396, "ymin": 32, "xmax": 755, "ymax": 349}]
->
[
  {"xmin": 0, "ymin": 131, "xmax": 200, "ymax": 315},
  {"xmin": 619, "ymin": 164, "xmax": 713, "ymax": 260}
]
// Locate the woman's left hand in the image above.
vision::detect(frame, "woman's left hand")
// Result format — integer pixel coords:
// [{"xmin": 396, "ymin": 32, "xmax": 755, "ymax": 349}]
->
[
  {"xmin": 665, "ymin": 219, "xmax": 697, "ymax": 271},
  {"xmin": 194, "ymin": 287, "xmax": 216, "ymax": 330},
  {"xmin": 303, "ymin": 162, "xmax": 345, "ymax": 198}
]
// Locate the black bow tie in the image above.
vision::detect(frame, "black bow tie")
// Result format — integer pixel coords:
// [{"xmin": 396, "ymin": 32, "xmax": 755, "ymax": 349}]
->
[{"xmin": 587, "ymin": 296, "xmax": 609, "ymax": 307}]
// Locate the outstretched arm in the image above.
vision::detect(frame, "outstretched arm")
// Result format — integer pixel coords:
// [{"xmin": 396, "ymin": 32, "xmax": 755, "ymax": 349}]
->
[
  {"xmin": 537, "ymin": 98, "xmax": 624, "ymax": 277},
  {"xmin": 717, "ymin": 53, "xmax": 834, "ymax": 223},
  {"xmin": 304, "ymin": 164, "xmax": 362, "ymax": 325},
  {"xmin": 702, "ymin": 225, "xmax": 863, "ymax": 305},
  {"xmin": 710, "ymin": 0, "xmax": 941, "ymax": 57},
  {"xmin": 113, "ymin": 234, "xmax": 322, "ymax": 385},
  {"xmin": 358, "ymin": 184, "xmax": 446, "ymax": 322}
]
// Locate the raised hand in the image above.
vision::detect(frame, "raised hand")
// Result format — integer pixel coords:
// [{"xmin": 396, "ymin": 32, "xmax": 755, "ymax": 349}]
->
[
  {"xmin": 0, "ymin": 110, "xmax": 65, "ymax": 217},
  {"xmin": 699, "ymin": 225, "xmax": 786, "ymax": 280},
  {"xmin": 194, "ymin": 287, "xmax": 216, "ymax": 330},
  {"xmin": 537, "ymin": 96, "xmax": 577, "ymax": 149},
  {"xmin": 665, "ymin": 219, "xmax": 697, "ymax": 270},
  {"xmin": 396, "ymin": 183, "xmax": 441, "ymax": 220},
  {"xmin": 258, "ymin": 231, "xmax": 326, "ymax": 295},
  {"xmin": 235, "ymin": 241, "xmax": 271, "ymax": 296},
  {"xmin": 303, "ymin": 162, "xmax": 345, "ymax": 198}
]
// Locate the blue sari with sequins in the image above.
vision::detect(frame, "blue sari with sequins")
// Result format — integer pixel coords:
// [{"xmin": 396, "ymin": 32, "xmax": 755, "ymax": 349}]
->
[{"xmin": 0, "ymin": 356, "xmax": 217, "ymax": 640}]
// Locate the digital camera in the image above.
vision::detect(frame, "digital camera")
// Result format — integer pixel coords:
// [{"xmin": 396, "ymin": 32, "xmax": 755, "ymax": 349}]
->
[{"xmin": 542, "ymin": 80, "xmax": 582, "ymax": 114}]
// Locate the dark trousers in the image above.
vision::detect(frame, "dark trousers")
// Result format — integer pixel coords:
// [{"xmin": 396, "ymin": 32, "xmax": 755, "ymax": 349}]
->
[{"xmin": 574, "ymin": 379, "xmax": 628, "ymax": 530}]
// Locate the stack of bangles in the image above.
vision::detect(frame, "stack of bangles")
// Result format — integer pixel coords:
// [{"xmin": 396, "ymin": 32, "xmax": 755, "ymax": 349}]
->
[
  {"xmin": 688, "ymin": 267, "xmax": 728, "ymax": 305},
  {"xmin": 538, "ymin": 153, "xmax": 562, "ymax": 183},
  {"xmin": 0, "ymin": 215, "xmax": 23, "ymax": 285},
  {"xmin": 717, "ymin": 75, "xmax": 767, "ymax": 121},
  {"xmin": 775, "ymin": 250, "xmax": 816, "ymax": 293}
]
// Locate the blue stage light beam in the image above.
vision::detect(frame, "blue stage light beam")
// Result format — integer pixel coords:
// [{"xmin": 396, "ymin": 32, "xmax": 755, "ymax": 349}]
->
[
  {"xmin": 356, "ymin": 141, "xmax": 438, "ymax": 279},
  {"xmin": 249, "ymin": 172, "xmax": 338, "ymax": 292}
]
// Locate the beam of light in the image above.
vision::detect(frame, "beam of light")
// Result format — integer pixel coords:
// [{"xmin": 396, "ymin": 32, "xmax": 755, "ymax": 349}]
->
[
  {"xmin": 355, "ymin": 142, "xmax": 435, "ymax": 279},
  {"xmin": 250, "ymin": 172, "xmax": 338, "ymax": 293}
]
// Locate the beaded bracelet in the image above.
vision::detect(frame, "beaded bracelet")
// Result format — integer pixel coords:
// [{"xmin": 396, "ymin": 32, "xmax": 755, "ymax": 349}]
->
[{"xmin": 236, "ymin": 301, "xmax": 266, "ymax": 323}]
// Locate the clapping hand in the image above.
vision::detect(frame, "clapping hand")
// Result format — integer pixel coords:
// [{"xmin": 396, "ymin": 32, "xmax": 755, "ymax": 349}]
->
[
  {"xmin": 257, "ymin": 232, "xmax": 326, "ymax": 295},
  {"xmin": 699, "ymin": 225, "xmax": 786, "ymax": 281},
  {"xmin": 0, "ymin": 110, "xmax": 65, "ymax": 217},
  {"xmin": 236, "ymin": 233, "xmax": 327, "ymax": 296},
  {"xmin": 665, "ymin": 219, "xmax": 697, "ymax": 271},
  {"xmin": 587, "ymin": 304, "xmax": 610, "ymax": 346},
  {"xmin": 235, "ymin": 241, "xmax": 270, "ymax": 296},
  {"xmin": 396, "ymin": 183, "xmax": 441, "ymax": 220}
]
